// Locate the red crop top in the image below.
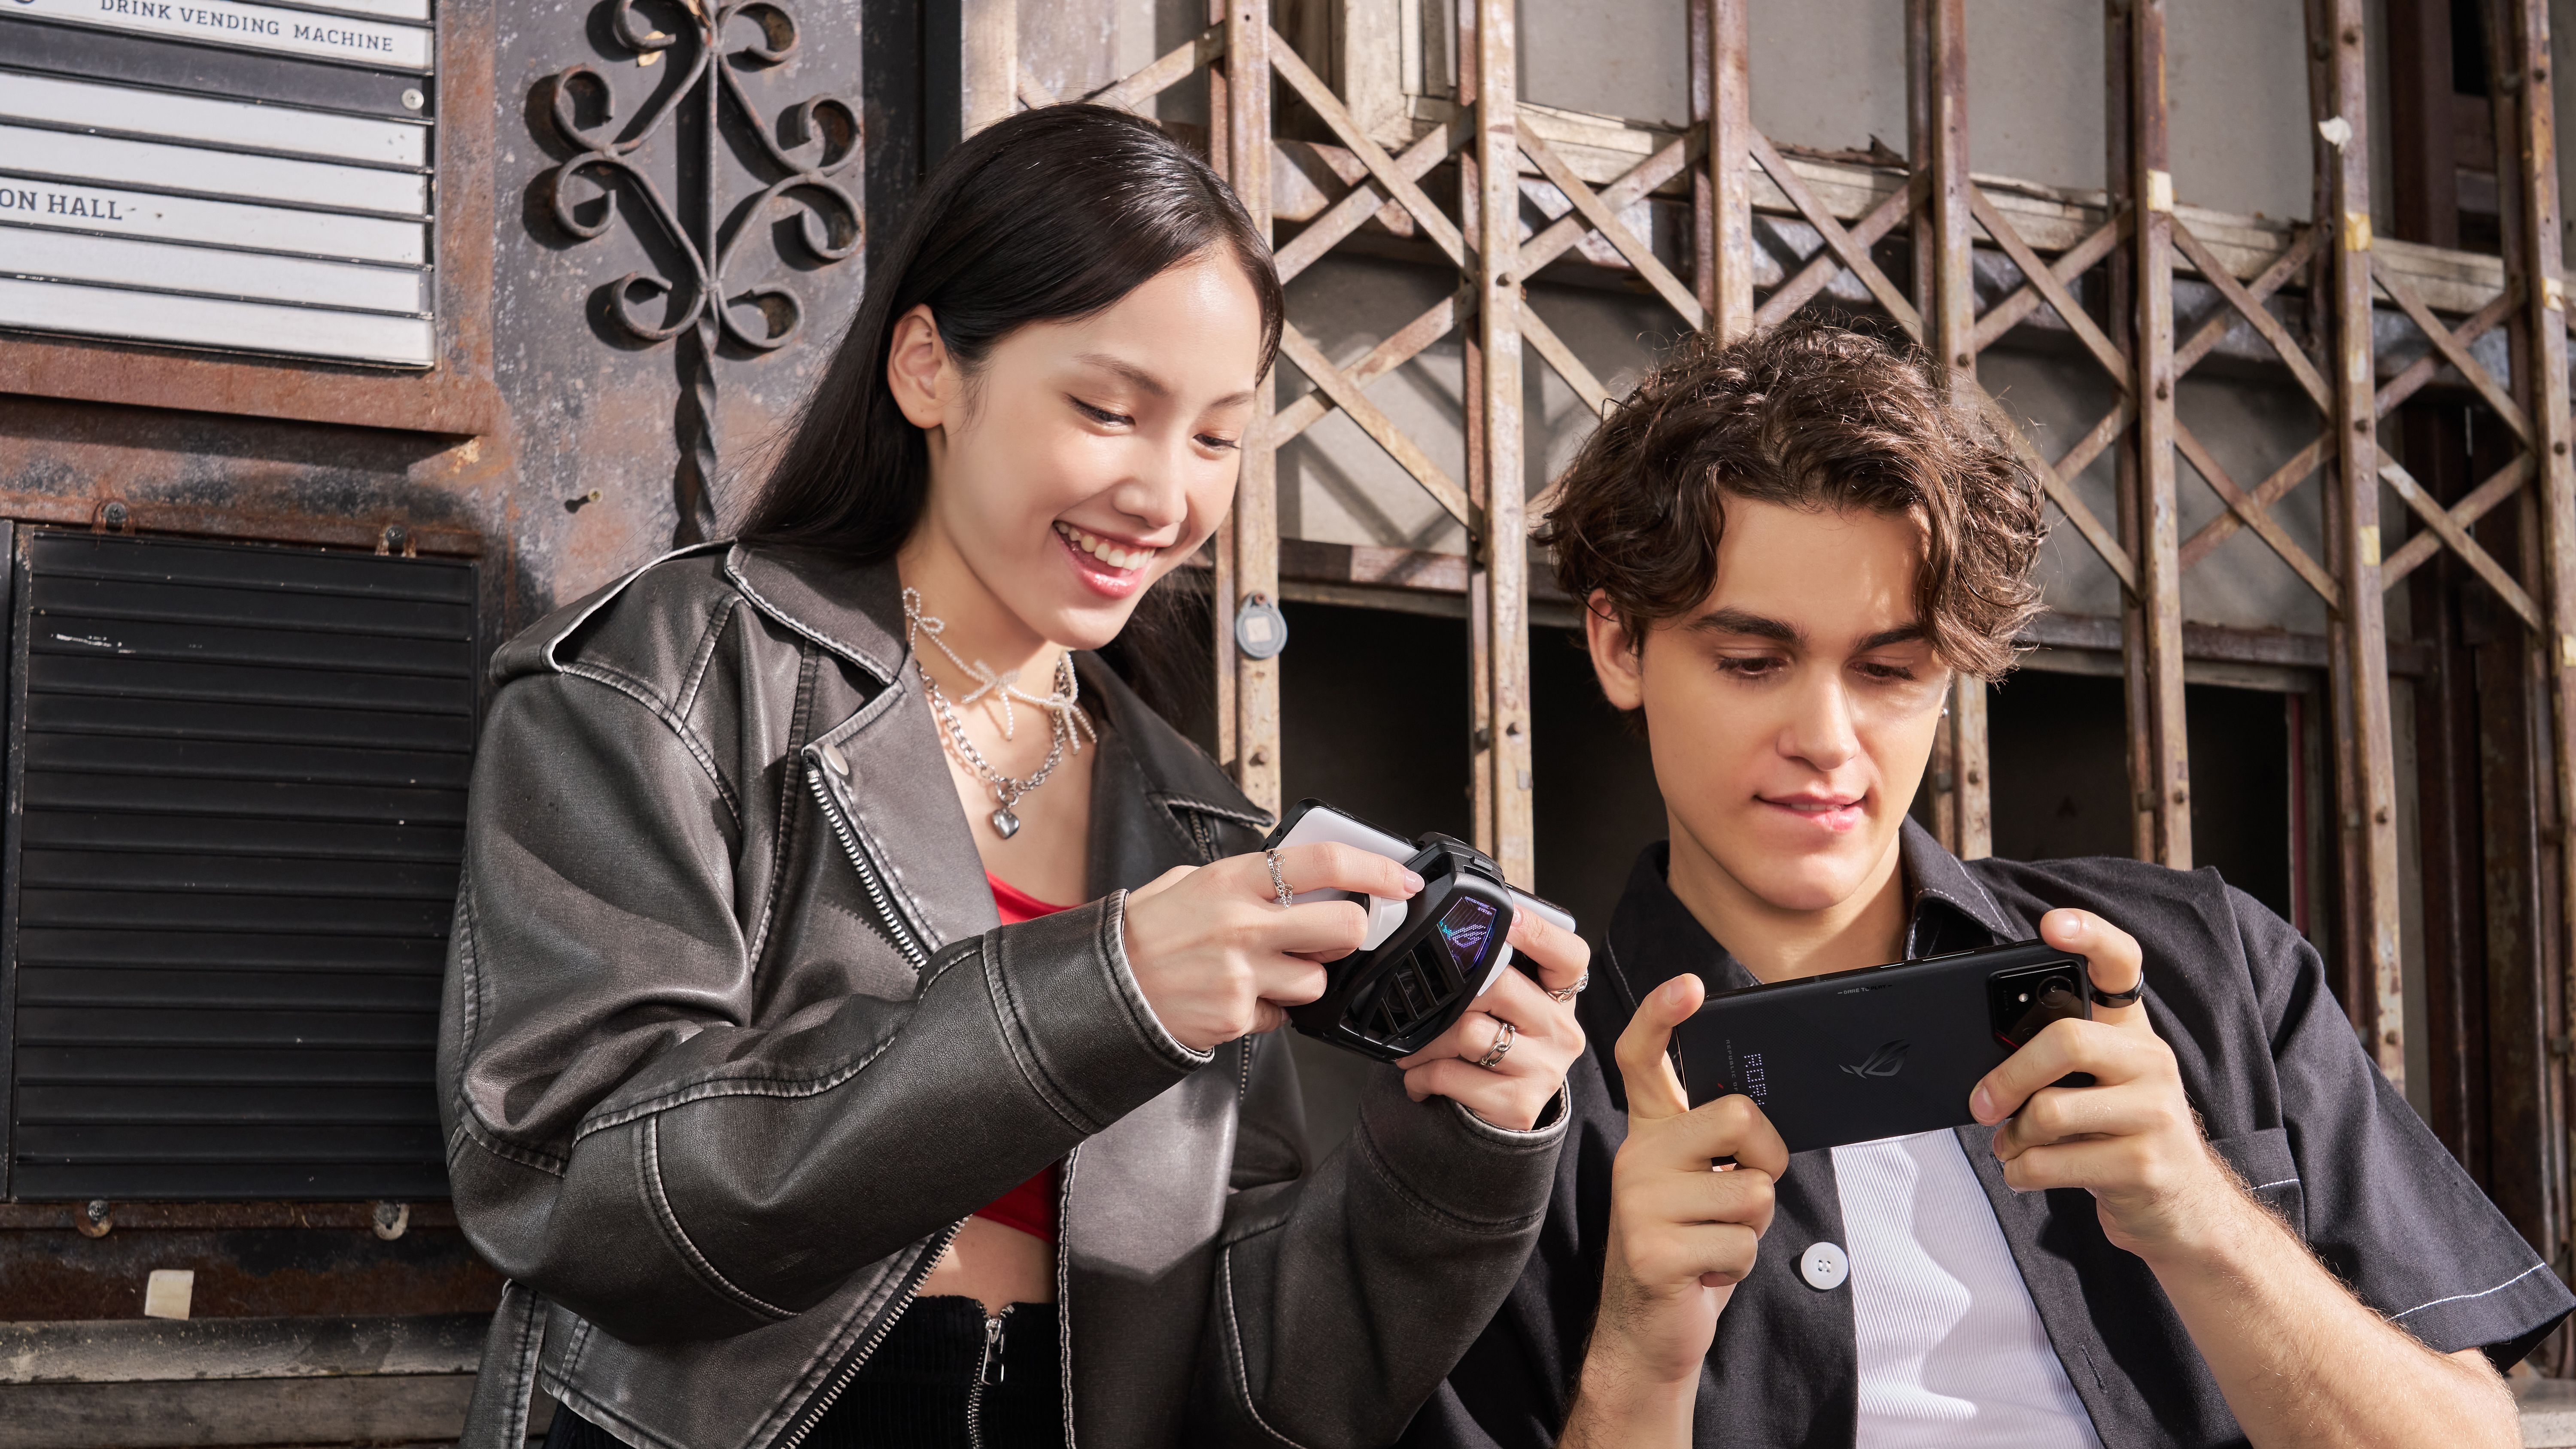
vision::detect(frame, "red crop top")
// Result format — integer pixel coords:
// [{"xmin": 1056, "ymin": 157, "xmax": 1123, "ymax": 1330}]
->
[{"xmin": 973, "ymin": 874, "xmax": 1072, "ymax": 1242}]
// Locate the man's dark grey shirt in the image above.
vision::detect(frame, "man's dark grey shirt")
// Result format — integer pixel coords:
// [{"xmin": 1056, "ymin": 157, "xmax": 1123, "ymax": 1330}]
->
[{"xmin": 1404, "ymin": 823, "xmax": 2574, "ymax": 1449}]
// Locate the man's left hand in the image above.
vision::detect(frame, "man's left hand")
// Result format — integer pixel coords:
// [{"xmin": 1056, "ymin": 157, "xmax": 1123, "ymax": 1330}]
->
[{"xmin": 1970, "ymin": 908, "xmax": 2239, "ymax": 1262}]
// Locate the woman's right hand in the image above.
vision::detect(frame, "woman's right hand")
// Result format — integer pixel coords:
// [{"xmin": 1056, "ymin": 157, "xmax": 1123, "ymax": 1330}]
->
[{"xmin": 1121, "ymin": 844, "xmax": 1423, "ymax": 1054}]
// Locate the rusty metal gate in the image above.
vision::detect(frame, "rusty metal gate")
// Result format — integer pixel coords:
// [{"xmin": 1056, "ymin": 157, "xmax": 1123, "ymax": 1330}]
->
[{"xmin": 988, "ymin": 0, "xmax": 2576, "ymax": 1307}]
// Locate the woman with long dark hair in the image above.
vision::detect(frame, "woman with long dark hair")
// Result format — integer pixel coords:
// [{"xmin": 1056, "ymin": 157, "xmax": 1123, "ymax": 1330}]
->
[{"xmin": 439, "ymin": 105, "xmax": 1587, "ymax": 1449}]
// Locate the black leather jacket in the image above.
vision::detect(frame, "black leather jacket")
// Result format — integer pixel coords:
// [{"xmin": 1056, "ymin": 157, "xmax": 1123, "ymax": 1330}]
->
[{"xmin": 437, "ymin": 544, "xmax": 1568, "ymax": 1449}]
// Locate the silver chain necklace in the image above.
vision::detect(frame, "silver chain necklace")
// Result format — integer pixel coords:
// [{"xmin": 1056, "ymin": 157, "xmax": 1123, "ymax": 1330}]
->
[{"xmin": 904, "ymin": 587, "xmax": 1094, "ymax": 839}]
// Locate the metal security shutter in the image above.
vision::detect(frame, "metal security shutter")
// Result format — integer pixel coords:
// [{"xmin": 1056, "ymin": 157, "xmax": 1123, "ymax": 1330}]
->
[{"xmin": 1, "ymin": 529, "xmax": 475, "ymax": 1200}]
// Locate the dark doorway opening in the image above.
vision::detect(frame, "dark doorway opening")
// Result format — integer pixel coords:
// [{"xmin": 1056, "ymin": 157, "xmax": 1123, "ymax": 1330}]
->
[
  {"xmin": 1277, "ymin": 601, "xmax": 1471, "ymax": 843},
  {"xmin": 1986, "ymin": 670, "xmax": 2297, "ymax": 927},
  {"xmin": 1278, "ymin": 602, "xmax": 1665, "ymax": 943}
]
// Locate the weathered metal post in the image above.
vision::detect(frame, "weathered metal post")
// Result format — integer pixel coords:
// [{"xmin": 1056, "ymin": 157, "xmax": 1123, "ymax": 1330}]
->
[
  {"xmin": 2499, "ymin": 0, "xmax": 2576, "ymax": 1264},
  {"xmin": 2106, "ymin": 0, "xmax": 2157, "ymax": 864},
  {"xmin": 2316, "ymin": 0, "xmax": 2407, "ymax": 1082},
  {"xmin": 1694, "ymin": 0, "xmax": 1754, "ymax": 341},
  {"xmin": 1911, "ymin": 0, "xmax": 1988, "ymax": 857},
  {"xmin": 1206, "ymin": 0, "xmax": 1237, "ymax": 776},
  {"xmin": 1224, "ymin": 0, "xmax": 1281, "ymax": 814},
  {"xmin": 1474, "ymin": 0, "xmax": 1534, "ymax": 887},
  {"xmin": 1460, "ymin": 0, "xmax": 1495, "ymax": 855},
  {"xmin": 2123, "ymin": 0, "xmax": 2192, "ymax": 870},
  {"xmin": 960, "ymin": 0, "xmax": 1016, "ymax": 138}
]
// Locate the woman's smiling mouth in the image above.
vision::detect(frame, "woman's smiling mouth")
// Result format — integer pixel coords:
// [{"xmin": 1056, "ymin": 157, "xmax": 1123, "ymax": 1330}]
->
[
  {"xmin": 1054, "ymin": 521, "xmax": 1162, "ymax": 598},
  {"xmin": 1055, "ymin": 521, "xmax": 1157, "ymax": 570}
]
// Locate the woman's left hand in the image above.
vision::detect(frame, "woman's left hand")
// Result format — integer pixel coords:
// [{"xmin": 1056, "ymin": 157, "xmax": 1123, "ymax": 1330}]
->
[{"xmin": 1394, "ymin": 907, "xmax": 1589, "ymax": 1130}]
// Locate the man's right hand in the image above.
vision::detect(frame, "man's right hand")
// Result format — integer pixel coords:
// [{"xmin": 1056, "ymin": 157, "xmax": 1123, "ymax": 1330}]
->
[{"xmin": 1564, "ymin": 972, "xmax": 1789, "ymax": 1447}]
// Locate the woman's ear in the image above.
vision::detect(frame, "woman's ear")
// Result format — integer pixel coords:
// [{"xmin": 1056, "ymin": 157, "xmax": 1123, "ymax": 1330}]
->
[
  {"xmin": 1584, "ymin": 591, "xmax": 1646, "ymax": 712},
  {"xmin": 885, "ymin": 304, "xmax": 952, "ymax": 431}
]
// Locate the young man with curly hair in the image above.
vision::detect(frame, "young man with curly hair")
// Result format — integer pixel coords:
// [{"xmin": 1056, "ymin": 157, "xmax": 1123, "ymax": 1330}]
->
[{"xmin": 1403, "ymin": 321, "xmax": 2568, "ymax": 1449}]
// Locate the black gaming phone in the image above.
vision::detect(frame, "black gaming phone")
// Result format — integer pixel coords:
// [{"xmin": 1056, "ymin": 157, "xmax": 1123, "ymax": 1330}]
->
[{"xmin": 1671, "ymin": 940, "xmax": 2093, "ymax": 1154}]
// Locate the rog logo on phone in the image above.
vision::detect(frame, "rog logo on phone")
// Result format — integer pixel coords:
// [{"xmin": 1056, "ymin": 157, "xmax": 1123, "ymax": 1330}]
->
[{"xmin": 1840, "ymin": 1039, "xmax": 1911, "ymax": 1080}]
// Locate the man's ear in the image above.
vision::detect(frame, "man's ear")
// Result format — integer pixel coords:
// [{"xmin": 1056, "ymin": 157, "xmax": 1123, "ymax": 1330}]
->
[
  {"xmin": 1583, "ymin": 591, "xmax": 1646, "ymax": 711},
  {"xmin": 885, "ymin": 304, "xmax": 953, "ymax": 431}
]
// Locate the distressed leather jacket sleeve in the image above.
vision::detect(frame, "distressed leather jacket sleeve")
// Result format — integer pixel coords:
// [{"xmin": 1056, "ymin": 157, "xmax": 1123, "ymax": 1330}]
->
[
  {"xmin": 437, "ymin": 670, "xmax": 1207, "ymax": 1344},
  {"xmin": 1190, "ymin": 995, "xmax": 1572, "ymax": 1444}
]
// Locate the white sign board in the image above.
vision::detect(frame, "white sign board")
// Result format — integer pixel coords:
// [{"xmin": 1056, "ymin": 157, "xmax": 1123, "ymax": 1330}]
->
[{"xmin": 0, "ymin": 2, "xmax": 437, "ymax": 366}]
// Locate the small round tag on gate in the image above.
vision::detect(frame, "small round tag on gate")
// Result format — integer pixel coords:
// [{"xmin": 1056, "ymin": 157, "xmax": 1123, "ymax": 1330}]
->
[{"xmin": 1233, "ymin": 592, "xmax": 1289, "ymax": 661}]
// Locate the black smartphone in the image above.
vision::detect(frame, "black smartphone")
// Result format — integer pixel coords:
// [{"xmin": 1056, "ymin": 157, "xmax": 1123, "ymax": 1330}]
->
[{"xmin": 1671, "ymin": 940, "xmax": 2092, "ymax": 1154}]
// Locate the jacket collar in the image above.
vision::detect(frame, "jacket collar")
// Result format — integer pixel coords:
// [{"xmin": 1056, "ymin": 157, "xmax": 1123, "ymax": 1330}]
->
[
  {"xmin": 724, "ymin": 541, "xmax": 907, "ymax": 683},
  {"xmin": 1603, "ymin": 818, "xmax": 2017, "ymax": 1010}
]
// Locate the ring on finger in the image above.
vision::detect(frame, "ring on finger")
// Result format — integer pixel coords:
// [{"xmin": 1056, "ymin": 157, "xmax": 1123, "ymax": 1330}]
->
[
  {"xmin": 1547, "ymin": 969, "xmax": 1589, "ymax": 1004},
  {"xmin": 2089, "ymin": 971, "xmax": 2145, "ymax": 1008},
  {"xmin": 1264, "ymin": 848, "xmax": 1293, "ymax": 909},
  {"xmin": 1469, "ymin": 1016, "xmax": 1517, "ymax": 1070}
]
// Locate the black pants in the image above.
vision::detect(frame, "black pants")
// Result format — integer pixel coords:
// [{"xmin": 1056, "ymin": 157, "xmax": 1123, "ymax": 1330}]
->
[{"xmin": 543, "ymin": 1297, "xmax": 1066, "ymax": 1449}]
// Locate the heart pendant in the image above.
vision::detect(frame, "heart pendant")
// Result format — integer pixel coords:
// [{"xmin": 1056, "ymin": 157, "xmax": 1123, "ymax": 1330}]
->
[{"xmin": 990, "ymin": 807, "xmax": 1021, "ymax": 839}]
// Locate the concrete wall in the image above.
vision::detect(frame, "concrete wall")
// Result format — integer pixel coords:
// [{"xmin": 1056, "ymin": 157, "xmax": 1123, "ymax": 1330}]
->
[{"xmin": 1514, "ymin": 0, "xmax": 2319, "ymax": 223}]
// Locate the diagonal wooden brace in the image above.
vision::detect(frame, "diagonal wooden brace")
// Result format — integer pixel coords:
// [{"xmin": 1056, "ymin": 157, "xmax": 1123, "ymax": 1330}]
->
[
  {"xmin": 1276, "ymin": 322, "xmax": 1479, "ymax": 532},
  {"xmin": 1523, "ymin": 302, "xmax": 1612, "ymax": 417},
  {"xmin": 1971, "ymin": 209, "xmax": 2128, "ymax": 354},
  {"xmin": 2056, "ymin": 398, "xmax": 2136, "ymax": 486},
  {"xmin": 1273, "ymin": 287, "xmax": 1470, "ymax": 443},
  {"xmin": 1989, "ymin": 403, "xmax": 2134, "ymax": 589},
  {"xmin": 2178, "ymin": 432, "xmax": 2335, "ymax": 571},
  {"xmin": 1085, "ymin": 25, "xmax": 1224, "ymax": 113},
  {"xmin": 2378, "ymin": 456, "xmax": 2540, "ymax": 626},
  {"xmin": 2169, "ymin": 217, "xmax": 2330, "ymax": 411},
  {"xmin": 1525, "ymin": 134, "xmax": 1697, "ymax": 277},
  {"xmin": 1748, "ymin": 130, "xmax": 1923, "ymax": 337},
  {"xmin": 1969, "ymin": 187, "xmax": 2132, "ymax": 387},
  {"xmin": 2174, "ymin": 420, "xmax": 2340, "ymax": 602},
  {"xmin": 2382, "ymin": 453, "xmax": 2534, "ymax": 582},
  {"xmin": 2374, "ymin": 283, "xmax": 2518, "ymax": 420},
  {"xmin": 1274, "ymin": 139, "xmax": 1690, "ymax": 446},
  {"xmin": 1267, "ymin": 31, "xmax": 1465, "ymax": 264},
  {"xmin": 1018, "ymin": 62, "xmax": 1061, "ymax": 110},
  {"xmin": 2374, "ymin": 266, "xmax": 2534, "ymax": 443},
  {"xmin": 2177, "ymin": 226, "xmax": 2320, "ymax": 378},
  {"xmin": 1756, "ymin": 172, "xmax": 1925, "ymax": 331},
  {"xmin": 1274, "ymin": 117, "xmax": 1468, "ymax": 284},
  {"xmin": 1516, "ymin": 127, "xmax": 1707, "ymax": 329}
]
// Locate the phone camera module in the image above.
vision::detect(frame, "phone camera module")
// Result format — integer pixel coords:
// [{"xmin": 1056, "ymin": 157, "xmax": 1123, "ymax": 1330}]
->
[{"xmin": 1990, "ymin": 962, "xmax": 2090, "ymax": 1050}]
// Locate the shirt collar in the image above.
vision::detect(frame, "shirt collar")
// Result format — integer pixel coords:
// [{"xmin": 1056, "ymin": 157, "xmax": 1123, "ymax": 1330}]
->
[{"xmin": 1604, "ymin": 817, "xmax": 2019, "ymax": 1009}]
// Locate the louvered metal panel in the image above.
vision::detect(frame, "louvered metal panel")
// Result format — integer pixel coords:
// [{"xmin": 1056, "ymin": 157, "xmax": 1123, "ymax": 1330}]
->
[{"xmin": 2, "ymin": 528, "xmax": 474, "ymax": 1200}]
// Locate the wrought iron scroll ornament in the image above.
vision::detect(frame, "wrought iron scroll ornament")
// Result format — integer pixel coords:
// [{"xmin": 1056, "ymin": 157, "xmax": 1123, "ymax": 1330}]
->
[{"xmin": 535, "ymin": 0, "xmax": 862, "ymax": 544}]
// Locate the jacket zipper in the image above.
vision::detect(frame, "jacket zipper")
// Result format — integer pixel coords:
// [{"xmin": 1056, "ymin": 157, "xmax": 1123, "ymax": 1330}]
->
[
  {"xmin": 965, "ymin": 1303, "xmax": 1013, "ymax": 1449},
  {"xmin": 771, "ymin": 745, "xmax": 952, "ymax": 1449},
  {"xmin": 771, "ymin": 1218, "xmax": 966, "ymax": 1449},
  {"xmin": 802, "ymin": 752, "xmax": 932, "ymax": 969}
]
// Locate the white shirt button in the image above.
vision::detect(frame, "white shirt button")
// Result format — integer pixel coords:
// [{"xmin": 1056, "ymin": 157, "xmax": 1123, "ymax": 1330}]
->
[{"xmin": 1800, "ymin": 1240, "xmax": 1849, "ymax": 1291}]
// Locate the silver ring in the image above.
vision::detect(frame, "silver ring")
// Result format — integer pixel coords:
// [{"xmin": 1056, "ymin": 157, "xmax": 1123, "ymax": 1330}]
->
[
  {"xmin": 1470, "ymin": 1017, "xmax": 1517, "ymax": 1070},
  {"xmin": 1265, "ymin": 848, "xmax": 1294, "ymax": 908},
  {"xmin": 1548, "ymin": 969, "xmax": 1589, "ymax": 1004}
]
